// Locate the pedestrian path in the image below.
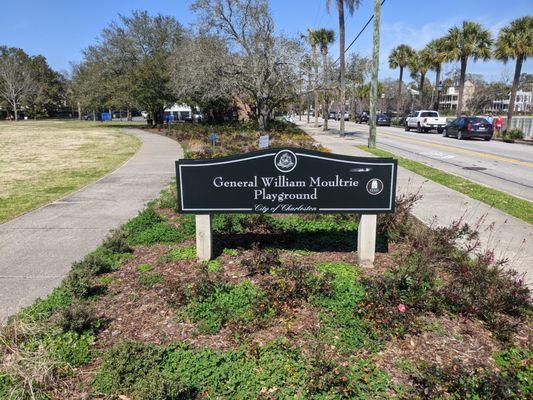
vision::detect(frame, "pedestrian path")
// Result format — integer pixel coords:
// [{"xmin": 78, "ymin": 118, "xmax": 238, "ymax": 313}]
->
[
  {"xmin": 297, "ymin": 121, "xmax": 533, "ymax": 283},
  {"xmin": 0, "ymin": 129, "xmax": 183, "ymax": 323}
]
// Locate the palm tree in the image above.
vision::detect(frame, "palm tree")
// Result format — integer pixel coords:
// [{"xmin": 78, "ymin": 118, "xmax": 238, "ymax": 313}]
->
[
  {"xmin": 389, "ymin": 44, "xmax": 415, "ymax": 115},
  {"xmin": 408, "ymin": 49, "xmax": 432, "ymax": 108},
  {"xmin": 444, "ymin": 21, "xmax": 492, "ymax": 116},
  {"xmin": 424, "ymin": 37, "xmax": 448, "ymax": 110},
  {"xmin": 300, "ymin": 54, "xmax": 314, "ymax": 123},
  {"xmin": 313, "ymin": 28, "xmax": 335, "ymax": 131},
  {"xmin": 327, "ymin": 0, "xmax": 361, "ymax": 136},
  {"xmin": 494, "ymin": 16, "xmax": 533, "ymax": 130},
  {"xmin": 307, "ymin": 29, "xmax": 320, "ymax": 127}
]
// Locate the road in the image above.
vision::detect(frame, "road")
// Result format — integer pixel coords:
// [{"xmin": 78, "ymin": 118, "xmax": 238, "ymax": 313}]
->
[{"xmin": 297, "ymin": 118, "xmax": 533, "ymax": 202}]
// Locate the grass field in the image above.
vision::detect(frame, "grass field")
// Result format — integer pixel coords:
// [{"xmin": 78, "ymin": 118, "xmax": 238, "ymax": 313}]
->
[
  {"xmin": 0, "ymin": 120, "xmax": 141, "ymax": 224},
  {"xmin": 356, "ymin": 144, "xmax": 533, "ymax": 224}
]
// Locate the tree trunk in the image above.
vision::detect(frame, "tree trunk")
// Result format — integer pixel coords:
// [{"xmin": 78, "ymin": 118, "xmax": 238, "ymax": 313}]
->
[
  {"xmin": 77, "ymin": 101, "xmax": 82, "ymax": 120},
  {"xmin": 433, "ymin": 65, "xmax": 441, "ymax": 111},
  {"xmin": 338, "ymin": 1, "xmax": 346, "ymax": 135},
  {"xmin": 396, "ymin": 66, "xmax": 403, "ymax": 116},
  {"xmin": 13, "ymin": 103, "xmax": 18, "ymax": 121},
  {"xmin": 322, "ymin": 50, "xmax": 329, "ymax": 131},
  {"xmin": 456, "ymin": 56, "xmax": 468, "ymax": 117},
  {"xmin": 154, "ymin": 109, "xmax": 165, "ymax": 125},
  {"xmin": 368, "ymin": 0, "xmax": 381, "ymax": 149},
  {"xmin": 419, "ymin": 72, "xmax": 425, "ymax": 108},
  {"xmin": 507, "ymin": 56, "xmax": 523, "ymax": 131},
  {"xmin": 92, "ymin": 110, "xmax": 96, "ymax": 121},
  {"xmin": 312, "ymin": 45, "xmax": 319, "ymax": 127},
  {"xmin": 306, "ymin": 87, "xmax": 311, "ymax": 124},
  {"xmin": 109, "ymin": 108, "xmax": 113, "ymax": 121},
  {"xmin": 127, "ymin": 108, "xmax": 132, "ymax": 121}
]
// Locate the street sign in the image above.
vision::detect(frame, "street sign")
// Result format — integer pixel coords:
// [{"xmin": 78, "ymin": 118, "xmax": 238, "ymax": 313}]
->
[
  {"xmin": 209, "ymin": 132, "xmax": 219, "ymax": 145},
  {"xmin": 176, "ymin": 147, "xmax": 397, "ymax": 214},
  {"xmin": 258, "ymin": 134, "xmax": 269, "ymax": 149}
]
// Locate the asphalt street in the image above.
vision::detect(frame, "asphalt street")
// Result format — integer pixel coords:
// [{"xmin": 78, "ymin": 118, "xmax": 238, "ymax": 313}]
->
[{"xmin": 299, "ymin": 118, "xmax": 533, "ymax": 202}]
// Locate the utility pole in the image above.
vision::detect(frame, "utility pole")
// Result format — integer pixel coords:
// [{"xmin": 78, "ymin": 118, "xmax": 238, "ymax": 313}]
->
[{"xmin": 368, "ymin": 0, "xmax": 381, "ymax": 148}]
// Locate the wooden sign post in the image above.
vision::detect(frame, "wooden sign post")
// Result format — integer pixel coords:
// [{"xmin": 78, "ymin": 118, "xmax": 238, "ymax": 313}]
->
[{"xmin": 177, "ymin": 148, "xmax": 396, "ymax": 265}]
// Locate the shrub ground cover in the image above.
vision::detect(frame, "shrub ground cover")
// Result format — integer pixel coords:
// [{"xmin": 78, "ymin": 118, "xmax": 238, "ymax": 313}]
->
[{"xmin": 1, "ymin": 122, "xmax": 530, "ymax": 399}]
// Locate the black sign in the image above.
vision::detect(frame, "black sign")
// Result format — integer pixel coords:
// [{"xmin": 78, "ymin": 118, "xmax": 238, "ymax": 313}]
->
[{"xmin": 176, "ymin": 147, "xmax": 397, "ymax": 214}]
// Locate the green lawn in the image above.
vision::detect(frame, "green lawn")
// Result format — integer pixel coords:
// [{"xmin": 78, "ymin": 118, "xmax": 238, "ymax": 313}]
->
[
  {"xmin": 356, "ymin": 144, "xmax": 533, "ymax": 224},
  {"xmin": 0, "ymin": 120, "xmax": 142, "ymax": 224}
]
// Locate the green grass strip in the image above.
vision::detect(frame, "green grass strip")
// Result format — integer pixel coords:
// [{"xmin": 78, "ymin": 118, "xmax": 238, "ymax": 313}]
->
[{"xmin": 355, "ymin": 145, "xmax": 533, "ymax": 224}]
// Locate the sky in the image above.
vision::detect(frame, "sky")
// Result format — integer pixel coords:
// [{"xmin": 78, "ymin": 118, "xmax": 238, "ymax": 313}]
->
[{"xmin": 0, "ymin": 0, "xmax": 531, "ymax": 83}]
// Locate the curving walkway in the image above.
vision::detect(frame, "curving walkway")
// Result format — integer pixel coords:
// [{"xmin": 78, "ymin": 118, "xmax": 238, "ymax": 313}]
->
[{"xmin": 0, "ymin": 129, "xmax": 182, "ymax": 323}]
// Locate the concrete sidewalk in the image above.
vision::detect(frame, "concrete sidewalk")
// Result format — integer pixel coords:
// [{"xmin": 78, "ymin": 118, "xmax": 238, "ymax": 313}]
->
[
  {"xmin": 298, "ymin": 121, "xmax": 533, "ymax": 283},
  {"xmin": 0, "ymin": 129, "xmax": 183, "ymax": 323}
]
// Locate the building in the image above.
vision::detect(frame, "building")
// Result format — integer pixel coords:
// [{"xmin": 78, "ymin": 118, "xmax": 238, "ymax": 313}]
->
[
  {"xmin": 489, "ymin": 90, "xmax": 532, "ymax": 113},
  {"xmin": 164, "ymin": 104, "xmax": 195, "ymax": 121},
  {"xmin": 439, "ymin": 80, "xmax": 475, "ymax": 110}
]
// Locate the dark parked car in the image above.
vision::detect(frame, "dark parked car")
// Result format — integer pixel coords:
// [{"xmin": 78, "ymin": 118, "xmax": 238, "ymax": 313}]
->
[
  {"xmin": 328, "ymin": 111, "xmax": 338, "ymax": 120},
  {"xmin": 443, "ymin": 117, "xmax": 493, "ymax": 141},
  {"xmin": 376, "ymin": 114, "xmax": 391, "ymax": 126},
  {"xmin": 357, "ymin": 111, "xmax": 369, "ymax": 123}
]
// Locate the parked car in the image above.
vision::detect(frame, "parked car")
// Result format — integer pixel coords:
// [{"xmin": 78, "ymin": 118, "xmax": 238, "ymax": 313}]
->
[
  {"xmin": 356, "ymin": 111, "xmax": 369, "ymax": 123},
  {"xmin": 328, "ymin": 111, "xmax": 338, "ymax": 120},
  {"xmin": 335, "ymin": 112, "xmax": 349, "ymax": 121},
  {"xmin": 405, "ymin": 110, "xmax": 448, "ymax": 133},
  {"xmin": 443, "ymin": 117, "xmax": 493, "ymax": 141},
  {"xmin": 376, "ymin": 114, "xmax": 391, "ymax": 126}
]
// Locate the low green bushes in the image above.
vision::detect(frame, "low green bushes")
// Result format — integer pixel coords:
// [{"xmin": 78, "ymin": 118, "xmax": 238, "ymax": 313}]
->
[
  {"xmin": 502, "ymin": 128, "xmax": 525, "ymax": 141},
  {"xmin": 125, "ymin": 208, "xmax": 195, "ymax": 245},
  {"xmin": 361, "ymin": 220, "xmax": 531, "ymax": 340},
  {"xmin": 93, "ymin": 339, "xmax": 389, "ymax": 399}
]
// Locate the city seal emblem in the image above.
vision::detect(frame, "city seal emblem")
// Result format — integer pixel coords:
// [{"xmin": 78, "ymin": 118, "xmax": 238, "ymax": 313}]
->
[
  {"xmin": 366, "ymin": 178, "xmax": 384, "ymax": 195},
  {"xmin": 274, "ymin": 150, "xmax": 297, "ymax": 173}
]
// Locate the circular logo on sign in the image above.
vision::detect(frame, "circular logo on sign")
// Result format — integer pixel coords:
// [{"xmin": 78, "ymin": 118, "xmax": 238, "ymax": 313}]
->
[
  {"xmin": 366, "ymin": 178, "xmax": 384, "ymax": 195},
  {"xmin": 274, "ymin": 150, "xmax": 297, "ymax": 173}
]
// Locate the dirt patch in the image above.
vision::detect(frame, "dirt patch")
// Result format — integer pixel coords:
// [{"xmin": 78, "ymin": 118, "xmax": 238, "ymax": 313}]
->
[{"xmin": 375, "ymin": 314, "xmax": 503, "ymax": 388}]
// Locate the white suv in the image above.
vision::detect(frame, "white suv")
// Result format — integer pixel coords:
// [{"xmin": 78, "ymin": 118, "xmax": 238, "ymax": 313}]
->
[{"xmin": 405, "ymin": 110, "xmax": 447, "ymax": 133}]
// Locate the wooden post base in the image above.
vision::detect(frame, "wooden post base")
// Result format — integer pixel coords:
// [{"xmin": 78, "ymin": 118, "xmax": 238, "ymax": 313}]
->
[
  {"xmin": 195, "ymin": 214, "xmax": 212, "ymax": 261},
  {"xmin": 357, "ymin": 214, "xmax": 376, "ymax": 267}
]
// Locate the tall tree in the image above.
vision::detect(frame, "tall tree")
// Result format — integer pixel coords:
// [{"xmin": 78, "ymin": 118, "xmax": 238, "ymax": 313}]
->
[
  {"xmin": 299, "ymin": 54, "xmax": 314, "ymax": 124},
  {"xmin": 81, "ymin": 10, "xmax": 183, "ymax": 124},
  {"xmin": 368, "ymin": 0, "xmax": 381, "ymax": 148},
  {"xmin": 193, "ymin": 0, "xmax": 302, "ymax": 130},
  {"xmin": 312, "ymin": 28, "xmax": 335, "ymax": 131},
  {"xmin": 169, "ymin": 34, "xmax": 233, "ymax": 122},
  {"xmin": 327, "ymin": 0, "xmax": 361, "ymax": 135},
  {"xmin": 408, "ymin": 49, "xmax": 432, "ymax": 108},
  {"xmin": 424, "ymin": 37, "xmax": 448, "ymax": 110},
  {"xmin": 25, "ymin": 55, "xmax": 66, "ymax": 119},
  {"xmin": 444, "ymin": 21, "xmax": 492, "ymax": 116},
  {"xmin": 345, "ymin": 53, "xmax": 371, "ymax": 115},
  {"xmin": 494, "ymin": 16, "xmax": 533, "ymax": 129},
  {"xmin": 0, "ymin": 47, "xmax": 36, "ymax": 121},
  {"xmin": 307, "ymin": 29, "xmax": 320, "ymax": 127},
  {"xmin": 388, "ymin": 44, "xmax": 415, "ymax": 115}
]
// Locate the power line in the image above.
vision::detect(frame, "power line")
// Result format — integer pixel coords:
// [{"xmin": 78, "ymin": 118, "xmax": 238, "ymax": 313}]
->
[{"xmin": 332, "ymin": 0, "xmax": 386, "ymax": 66}]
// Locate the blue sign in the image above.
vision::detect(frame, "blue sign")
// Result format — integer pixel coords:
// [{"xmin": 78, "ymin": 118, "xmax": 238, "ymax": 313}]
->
[
  {"xmin": 209, "ymin": 133, "xmax": 219, "ymax": 144},
  {"xmin": 101, "ymin": 112, "xmax": 110, "ymax": 121}
]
